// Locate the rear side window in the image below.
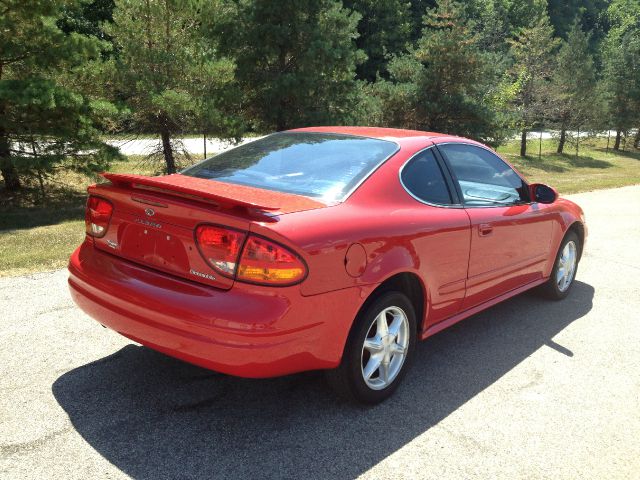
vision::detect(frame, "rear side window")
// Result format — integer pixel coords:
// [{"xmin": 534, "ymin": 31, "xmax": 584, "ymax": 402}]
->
[
  {"xmin": 181, "ymin": 132, "xmax": 399, "ymax": 202},
  {"xmin": 400, "ymin": 149, "xmax": 452, "ymax": 205},
  {"xmin": 438, "ymin": 144, "xmax": 528, "ymax": 206}
]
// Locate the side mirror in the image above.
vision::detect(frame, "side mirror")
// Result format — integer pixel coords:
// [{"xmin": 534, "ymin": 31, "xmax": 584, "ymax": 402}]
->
[{"xmin": 529, "ymin": 183, "xmax": 558, "ymax": 204}]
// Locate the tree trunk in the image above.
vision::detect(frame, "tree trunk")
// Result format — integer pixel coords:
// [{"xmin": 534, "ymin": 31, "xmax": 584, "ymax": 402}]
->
[
  {"xmin": 0, "ymin": 163, "xmax": 20, "ymax": 191},
  {"xmin": 613, "ymin": 130, "xmax": 622, "ymax": 151},
  {"xmin": 520, "ymin": 129, "xmax": 527, "ymax": 157},
  {"xmin": 557, "ymin": 128, "xmax": 566, "ymax": 154},
  {"xmin": 36, "ymin": 170, "xmax": 46, "ymax": 202},
  {"xmin": 634, "ymin": 129, "xmax": 640, "ymax": 149},
  {"xmin": 0, "ymin": 132, "xmax": 20, "ymax": 191},
  {"xmin": 160, "ymin": 129, "xmax": 176, "ymax": 174}
]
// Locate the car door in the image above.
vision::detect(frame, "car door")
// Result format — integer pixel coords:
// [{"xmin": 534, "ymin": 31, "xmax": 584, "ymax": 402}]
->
[
  {"xmin": 399, "ymin": 146, "xmax": 471, "ymax": 326},
  {"xmin": 436, "ymin": 142, "xmax": 554, "ymax": 310}
]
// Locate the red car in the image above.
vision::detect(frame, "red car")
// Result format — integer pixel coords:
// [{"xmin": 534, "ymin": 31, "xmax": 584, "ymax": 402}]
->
[{"xmin": 68, "ymin": 127, "xmax": 586, "ymax": 403}]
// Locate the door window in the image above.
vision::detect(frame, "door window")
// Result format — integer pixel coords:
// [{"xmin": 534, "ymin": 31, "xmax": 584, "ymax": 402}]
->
[
  {"xmin": 400, "ymin": 148, "xmax": 453, "ymax": 205},
  {"xmin": 438, "ymin": 144, "xmax": 529, "ymax": 206}
]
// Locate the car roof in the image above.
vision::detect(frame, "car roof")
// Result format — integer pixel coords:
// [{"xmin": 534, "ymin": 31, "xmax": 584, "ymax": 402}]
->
[{"xmin": 289, "ymin": 126, "xmax": 477, "ymax": 147}]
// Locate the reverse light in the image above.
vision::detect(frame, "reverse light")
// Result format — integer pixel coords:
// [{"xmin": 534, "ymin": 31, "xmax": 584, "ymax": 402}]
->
[
  {"xmin": 195, "ymin": 225, "xmax": 246, "ymax": 277},
  {"xmin": 85, "ymin": 196, "xmax": 113, "ymax": 238}
]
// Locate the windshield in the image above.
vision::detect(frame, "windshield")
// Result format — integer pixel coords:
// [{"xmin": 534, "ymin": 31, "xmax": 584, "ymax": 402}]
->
[{"xmin": 181, "ymin": 132, "xmax": 399, "ymax": 202}]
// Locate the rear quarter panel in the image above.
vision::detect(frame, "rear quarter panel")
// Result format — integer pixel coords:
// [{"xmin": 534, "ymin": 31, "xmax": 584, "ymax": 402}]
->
[
  {"xmin": 251, "ymin": 138, "xmax": 427, "ymax": 298},
  {"xmin": 251, "ymin": 137, "xmax": 471, "ymax": 327}
]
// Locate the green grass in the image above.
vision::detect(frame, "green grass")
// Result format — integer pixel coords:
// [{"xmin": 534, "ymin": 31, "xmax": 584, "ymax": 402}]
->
[
  {"xmin": 0, "ymin": 154, "xmax": 198, "ymax": 277},
  {"xmin": 497, "ymin": 137, "xmax": 640, "ymax": 194},
  {"xmin": 0, "ymin": 218, "xmax": 86, "ymax": 276},
  {"xmin": 1, "ymin": 138, "xmax": 639, "ymax": 277}
]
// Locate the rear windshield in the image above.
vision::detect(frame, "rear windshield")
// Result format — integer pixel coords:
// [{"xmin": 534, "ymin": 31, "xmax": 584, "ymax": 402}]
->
[{"xmin": 181, "ymin": 132, "xmax": 398, "ymax": 202}]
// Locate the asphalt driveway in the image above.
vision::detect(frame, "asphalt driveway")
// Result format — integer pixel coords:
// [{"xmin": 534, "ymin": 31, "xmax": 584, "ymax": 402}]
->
[{"xmin": 1, "ymin": 185, "xmax": 639, "ymax": 479}]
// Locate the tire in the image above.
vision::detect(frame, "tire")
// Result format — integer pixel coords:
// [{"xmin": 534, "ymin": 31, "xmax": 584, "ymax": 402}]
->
[
  {"xmin": 539, "ymin": 230, "xmax": 580, "ymax": 300},
  {"xmin": 326, "ymin": 291, "xmax": 417, "ymax": 404}
]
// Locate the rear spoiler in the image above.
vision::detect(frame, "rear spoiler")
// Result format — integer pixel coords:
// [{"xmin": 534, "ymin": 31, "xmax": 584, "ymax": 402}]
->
[{"xmin": 100, "ymin": 173, "xmax": 325, "ymax": 212}]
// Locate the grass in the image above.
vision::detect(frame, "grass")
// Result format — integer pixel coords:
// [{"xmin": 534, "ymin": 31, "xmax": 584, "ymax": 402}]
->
[
  {"xmin": 0, "ymin": 217, "xmax": 86, "ymax": 276},
  {"xmin": 0, "ymin": 154, "xmax": 199, "ymax": 277},
  {"xmin": 1, "ymin": 137, "xmax": 639, "ymax": 277},
  {"xmin": 497, "ymin": 137, "xmax": 640, "ymax": 194}
]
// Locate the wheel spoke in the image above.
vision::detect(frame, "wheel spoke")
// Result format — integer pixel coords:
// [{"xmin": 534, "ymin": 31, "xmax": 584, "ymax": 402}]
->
[
  {"xmin": 379, "ymin": 361, "xmax": 390, "ymax": 384},
  {"xmin": 388, "ymin": 314, "xmax": 403, "ymax": 338},
  {"xmin": 363, "ymin": 356, "xmax": 382, "ymax": 380},
  {"xmin": 391, "ymin": 343, "xmax": 406, "ymax": 356},
  {"xmin": 376, "ymin": 311, "xmax": 389, "ymax": 336},
  {"xmin": 364, "ymin": 337, "xmax": 383, "ymax": 353}
]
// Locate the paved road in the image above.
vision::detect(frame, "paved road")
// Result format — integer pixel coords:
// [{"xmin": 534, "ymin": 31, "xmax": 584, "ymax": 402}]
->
[
  {"xmin": 1, "ymin": 186, "xmax": 639, "ymax": 480},
  {"xmin": 109, "ymin": 136, "xmax": 259, "ymax": 156},
  {"xmin": 109, "ymin": 130, "xmax": 629, "ymax": 156}
]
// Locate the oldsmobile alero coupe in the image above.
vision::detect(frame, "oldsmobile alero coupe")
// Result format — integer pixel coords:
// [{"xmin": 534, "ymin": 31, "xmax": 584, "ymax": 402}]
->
[{"xmin": 68, "ymin": 127, "xmax": 586, "ymax": 403}]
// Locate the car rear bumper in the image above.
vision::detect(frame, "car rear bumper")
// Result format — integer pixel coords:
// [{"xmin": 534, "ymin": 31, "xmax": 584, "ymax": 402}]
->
[{"xmin": 68, "ymin": 241, "xmax": 371, "ymax": 378}]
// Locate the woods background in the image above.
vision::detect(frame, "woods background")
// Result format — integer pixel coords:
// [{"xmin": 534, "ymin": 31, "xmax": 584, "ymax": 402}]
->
[{"xmin": 1, "ymin": 0, "xmax": 639, "ymax": 194}]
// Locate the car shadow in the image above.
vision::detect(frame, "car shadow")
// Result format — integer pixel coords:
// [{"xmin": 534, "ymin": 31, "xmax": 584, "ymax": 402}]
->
[{"xmin": 52, "ymin": 281, "xmax": 594, "ymax": 479}]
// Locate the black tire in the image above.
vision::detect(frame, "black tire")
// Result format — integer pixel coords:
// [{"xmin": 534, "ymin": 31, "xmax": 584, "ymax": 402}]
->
[
  {"xmin": 539, "ymin": 230, "xmax": 580, "ymax": 300},
  {"xmin": 325, "ymin": 291, "xmax": 417, "ymax": 404}
]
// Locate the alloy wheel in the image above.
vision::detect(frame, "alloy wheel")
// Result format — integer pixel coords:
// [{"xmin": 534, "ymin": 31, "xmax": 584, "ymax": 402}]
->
[
  {"xmin": 556, "ymin": 240, "xmax": 577, "ymax": 292},
  {"xmin": 360, "ymin": 306, "xmax": 410, "ymax": 390}
]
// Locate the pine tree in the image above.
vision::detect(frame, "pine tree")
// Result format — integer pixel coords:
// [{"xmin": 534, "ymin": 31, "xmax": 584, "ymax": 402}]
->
[
  {"xmin": 375, "ymin": 1, "xmax": 504, "ymax": 143},
  {"xmin": 546, "ymin": 0, "xmax": 608, "ymax": 40},
  {"xmin": 58, "ymin": 0, "xmax": 115, "ymax": 42},
  {"xmin": 407, "ymin": 0, "xmax": 437, "ymax": 41},
  {"xmin": 465, "ymin": 0, "xmax": 547, "ymax": 52},
  {"xmin": 105, "ymin": 0, "xmax": 243, "ymax": 173},
  {"xmin": 343, "ymin": 0, "xmax": 412, "ymax": 81},
  {"xmin": 0, "ymin": 0, "xmax": 119, "ymax": 192},
  {"xmin": 550, "ymin": 21, "xmax": 597, "ymax": 154},
  {"xmin": 216, "ymin": 0, "xmax": 365, "ymax": 131},
  {"xmin": 509, "ymin": 15, "xmax": 560, "ymax": 156},
  {"xmin": 601, "ymin": 0, "xmax": 640, "ymax": 150}
]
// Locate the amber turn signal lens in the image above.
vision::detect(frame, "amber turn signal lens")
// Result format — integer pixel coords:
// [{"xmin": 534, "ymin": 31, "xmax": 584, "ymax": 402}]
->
[{"xmin": 237, "ymin": 236, "xmax": 307, "ymax": 286}]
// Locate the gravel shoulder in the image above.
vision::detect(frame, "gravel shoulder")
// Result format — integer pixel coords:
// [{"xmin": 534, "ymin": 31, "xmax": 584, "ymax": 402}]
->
[{"xmin": 1, "ymin": 186, "xmax": 639, "ymax": 480}]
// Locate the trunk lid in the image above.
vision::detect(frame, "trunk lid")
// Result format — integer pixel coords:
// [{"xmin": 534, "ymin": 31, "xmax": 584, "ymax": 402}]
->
[{"xmin": 88, "ymin": 173, "xmax": 327, "ymax": 289}]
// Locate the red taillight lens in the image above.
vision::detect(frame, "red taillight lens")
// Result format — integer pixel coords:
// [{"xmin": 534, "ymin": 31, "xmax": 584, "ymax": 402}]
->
[
  {"xmin": 237, "ymin": 236, "xmax": 307, "ymax": 286},
  {"xmin": 194, "ymin": 225, "xmax": 307, "ymax": 286},
  {"xmin": 85, "ymin": 196, "xmax": 113, "ymax": 238},
  {"xmin": 195, "ymin": 225, "xmax": 247, "ymax": 277}
]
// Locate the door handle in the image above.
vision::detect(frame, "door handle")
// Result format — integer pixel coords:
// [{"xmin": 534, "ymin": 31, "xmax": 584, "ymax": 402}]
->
[{"xmin": 478, "ymin": 223, "xmax": 493, "ymax": 237}]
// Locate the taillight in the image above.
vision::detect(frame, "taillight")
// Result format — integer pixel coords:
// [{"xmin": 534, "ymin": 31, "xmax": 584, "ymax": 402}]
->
[
  {"xmin": 237, "ymin": 236, "xmax": 307, "ymax": 286},
  {"xmin": 194, "ymin": 224, "xmax": 307, "ymax": 286},
  {"xmin": 85, "ymin": 196, "xmax": 113, "ymax": 238},
  {"xmin": 195, "ymin": 225, "xmax": 246, "ymax": 278}
]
